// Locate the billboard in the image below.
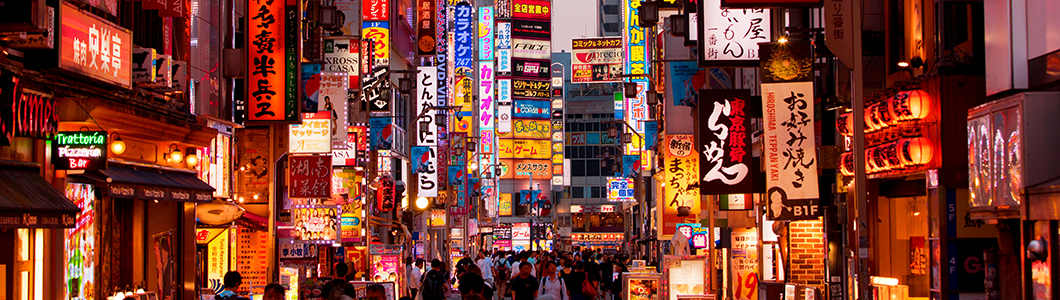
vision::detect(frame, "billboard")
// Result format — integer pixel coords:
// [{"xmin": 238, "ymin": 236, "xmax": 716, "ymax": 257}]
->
[
  {"xmin": 59, "ymin": 1, "xmax": 132, "ymax": 88},
  {"xmin": 499, "ymin": 139, "xmax": 552, "ymax": 159},
  {"xmin": 479, "ymin": 7, "xmax": 495, "ymax": 60},
  {"xmin": 571, "ymin": 38, "xmax": 624, "ymax": 83},
  {"xmin": 499, "ymin": 159, "xmax": 552, "ymax": 179},
  {"xmin": 697, "ymin": 0, "xmax": 770, "ymax": 65}
]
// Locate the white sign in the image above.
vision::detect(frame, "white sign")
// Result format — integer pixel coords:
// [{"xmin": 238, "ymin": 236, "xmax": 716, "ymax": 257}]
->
[
  {"xmin": 324, "ymin": 38, "xmax": 359, "ymax": 77},
  {"xmin": 289, "ymin": 114, "xmax": 332, "ymax": 154},
  {"xmin": 496, "ymin": 22, "xmax": 512, "ymax": 73},
  {"xmin": 497, "ymin": 105, "xmax": 512, "ymax": 133},
  {"xmin": 479, "ymin": 61, "xmax": 495, "ymax": 128},
  {"xmin": 320, "ymin": 72, "xmax": 349, "ymax": 149},
  {"xmin": 416, "ymin": 66, "xmax": 438, "ymax": 146},
  {"xmin": 512, "ymin": 222, "xmax": 531, "ymax": 239},
  {"xmin": 570, "ymin": 205, "xmax": 617, "ymax": 213},
  {"xmin": 512, "ymin": 38, "xmax": 551, "ymax": 59},
  {"xmin": 699, "ymin": 0, "xmax": 770, "ymax": 63},
  {"xmin": 761, "ymin": 81, "xmax": 818, "ymax": 200}
]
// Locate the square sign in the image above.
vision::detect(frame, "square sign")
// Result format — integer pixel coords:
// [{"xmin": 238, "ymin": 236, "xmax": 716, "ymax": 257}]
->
[
  {"xmin": 607, "ymin": 177, "xmax": 635, "ymax": 202},
  {"xmin": 697, "ymin": 0, "xmax": 771, "ymax": 66}
]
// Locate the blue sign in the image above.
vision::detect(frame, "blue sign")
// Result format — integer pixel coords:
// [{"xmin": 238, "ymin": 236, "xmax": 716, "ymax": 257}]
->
[
  {"xmin": 369, "ymin": 117, "xmax": 392, "ymax": 150},
  {"xmin": 436, "ymin": 0, "xmax": 448, "ymax": 107},
  {"xmin": 622, "ymin": 155, "xmax": 640, "ymax": 178},
  {"xmin": 644, "ymin": 121, "xmax": 658, "ymax": 149},
  {"xmin": 454, "ymin": 3, "xmax": 474, "ymax": 71},
  {"xmin": 520, "ymin": 189, "xmax": 541, "ymax": 205},
  {"xmin": 411, "ymin": 146, "xmax": 431, "ymax": 174},
  {"xmin": 449, "ymin": 166, "xmax": 465, "ymax": 186},
  {"xmin": 513, "ymin": 99, "xmax": 550, "ymax": 119},
  {"xmin": 669, "ymin": 61, "xmax": 704, "ymax": 106}
]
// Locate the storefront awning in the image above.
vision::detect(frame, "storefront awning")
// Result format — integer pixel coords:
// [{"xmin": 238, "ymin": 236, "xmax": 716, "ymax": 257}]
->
[
  {"xmin": 0, "ymin": 160, "xmax": 79, "ymax": 228},
  {"xmin": 89, "ymin": 165, "xmax": 214, "ymax": 202}
]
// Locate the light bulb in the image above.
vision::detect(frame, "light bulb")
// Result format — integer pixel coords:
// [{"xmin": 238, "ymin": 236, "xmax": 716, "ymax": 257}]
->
[{"xmin": 111, "ymin": 139, "xmax": 126, "ymax": 155}]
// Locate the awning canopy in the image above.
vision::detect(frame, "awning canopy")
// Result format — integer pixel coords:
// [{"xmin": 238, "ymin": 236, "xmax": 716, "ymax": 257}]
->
[
  {"xmin": 87, "ymin": 165, "xmax": 215, "ymax": 202},
  {"xmin": 0, "ymin": 160, "xmax": 79, "ymax": 228}
]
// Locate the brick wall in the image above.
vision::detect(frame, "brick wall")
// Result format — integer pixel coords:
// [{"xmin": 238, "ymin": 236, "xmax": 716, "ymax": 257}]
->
[{"xmin": 788, "ymin": 218, "xmax": 826, "ymax": 296}]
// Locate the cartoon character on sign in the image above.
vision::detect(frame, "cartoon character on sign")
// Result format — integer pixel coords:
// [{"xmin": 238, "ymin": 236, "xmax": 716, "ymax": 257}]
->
[{"xmin": 380, "ymin": 124, "xmax": 393, "ymax": 150}]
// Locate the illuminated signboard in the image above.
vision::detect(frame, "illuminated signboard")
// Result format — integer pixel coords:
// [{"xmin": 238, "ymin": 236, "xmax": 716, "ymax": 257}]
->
[
  {"xmin": 53, "ymin": 131, "xmax": 108, "ymax": 170},
  {"xmin": 245, "ymin": 0, "xmax": 297, "ymax": 122},
  {"xmin": 497, "ymin": 119, "xmax": 551, "ymax": 139},
  {"xmin": 59, "ymin": 1, "xmax": 132, "ymax": 88},
  {"xmin": 697, "ymin": 0, "xmax": 771, "ymax": 65},
  {"xmin": 288, "ymin": 155, "xmax": 333, "ymax": 199},
  {"xmin": 291, "ymin": 206, "xmax": 341, "ymax": 243},
  {"xmin": 363, "ymin": 0, "xmax": 390, "ymax": 21},
  {"xmin": 512, "ymin": 0, "xmax": 551, "ymax": 20},
  {"xmin": 499, "ymin": 193, "xmax": 513, "ymax": 216},
  {"xmin": 479, "ymin": 7, "xmax": 495, "ymax": 60},
  {"xmin": 499, "ymin": 139, "xmax": 551, "ymax": 159},
  {"xmin": 499, "ymin": 159, "xmax": 551, "ymax": 179},
  {"xmin": 289, "ymin": 113, "xmax": 332, "ymax": 154},
  {"xmin": 65, "ymin": 183, "xmax": 96, "ymax": 299},
  {"xmin": 607, "ymin": 177, "xmax": 635, "ymax": 202},
  {"xmin": 454, "ymin": 3, "xmax": 474, "ymax": 72},
  {"xmin": 512, "ymin": 78, "xmax": 551, "ymax": 99},
  {"xmin": 571, "ymin": 37, "xmax": 624, "ymax": 83}
]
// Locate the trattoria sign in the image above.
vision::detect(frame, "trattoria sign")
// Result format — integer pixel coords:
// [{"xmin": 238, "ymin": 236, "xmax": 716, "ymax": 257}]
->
[
  {"xmin": 53, "ymin": 131, "xmax": 108, "ymax": 170},
  {"xmin": 59, "ymin": 1, "xmax": 133, "ymax": 88}
]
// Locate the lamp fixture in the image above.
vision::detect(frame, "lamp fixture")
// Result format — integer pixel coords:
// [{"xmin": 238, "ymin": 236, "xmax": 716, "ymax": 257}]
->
[
  {"xmin": 399, "ymin": 77, "xmax": 414, "ymax": 94},
  {"xmin": 624, "ymin": 82, "xmax": 638, "ymax": 99},
  {"xmin": 623, "ymin": 133, "xmax": 633, "ymax": 144},
  {"xmin": 670, "ymin": 14, "xmax": 687, "ymax": 37},
  {"xmin": 415, "ymin": 196, "xmax": 429, "ymax": 210},
  {"xmin": 434, "ymin": 111, "xmax": 446, "ymax": 127},
  {"xmin": 466, "ymin": 137, "xmax": 477, "ymax": 151},
  {"xmin": 167, "ymin": 144, "xmax": 183, "ymax": 163},
  {"xmin": 647, "ymin": 91, "xmax": 659, "ymax": 106},
  {"xmin": 110, "ymin": 133, "xmax": 126, "ymax": 155},
  {"xmin": 184, "ymin": 148, "xmax": 199, "ymax": 166},
  {"xmin": 638, "ymin": 0, "xmax": 659, "ymax": 27},
  {"xmin": 778, "ymin": 36, "xmax": 789, "ymax": 43}
]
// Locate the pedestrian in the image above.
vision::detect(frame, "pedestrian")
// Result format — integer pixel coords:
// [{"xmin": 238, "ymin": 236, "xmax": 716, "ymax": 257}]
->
[
  {"xmin": 510, "ymin": 253, "xmax": 536, "ymax": 279},
  {"xmin": 598, "ymin": 255, "xmax": 613, "ymax": 300},
  {"xmin": 463, "ymin": 264, "xmax": 495, "ymax": 299},
  {"xmin": 421, "ymin": 259, "xmax": 451, "ymax": 300},
  {"xmin": 477, "ymin": 250, "xmax": 495, "ymax": 289},
  {"xmin": 263, "ymin": 283, "xmax": 286, "ymax": 300},
  {"xmin": 457, "ymin": 251, "xmax": 475, "ymax": 279},
  {"xmin": 408, "ymin": 258, "xmax": 423, "ymax": 299},
  {"xmin": 215, "ymin": 271, "xmax": 250, "ymax": 300},
  {"xmin": 537, "ymin": 261, "xmax": 568, "ymax": 300},
  {"xmin": 495, "ymin": 252, "xmax": 513, "ymax": 300},
  {"xmin": 345, "ymin": 285, "xmax": 360, "ymax": 300},
  {"xmin": 562, "ymin": 261, "xmax": 593, "ymax": 300},
  {"xmin": 367, "ymin": 283, "xmax": 388, "ymax": 300},
  {"xmin": 509, "ymin": 262, "xmax": 540, "ymax": 300},
  {"xmin": 609, "ymin": 263, "xmax": 628, "ymax": 300}
]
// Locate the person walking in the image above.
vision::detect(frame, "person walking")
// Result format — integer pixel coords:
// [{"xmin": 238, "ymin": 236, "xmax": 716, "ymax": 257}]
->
[
  {"xmin": 408, "ymin": 258, "xmax": 424, "ymax": 299},
  {"xmin": 508, "ymin": 262, "xmax": 539, "ymax": 300},
  {"xmin": 537, "ymin": 261, "xmax": 568, "ymax": 300},
  {"xmin": 422, "ymin": 259, "xmax": 451, "ymax": 300},
  {"xmin": 477, "ymin": 250, "xmax": 495, "ymax": 290},
  {"xmin": 495, "ymin": 252, "xmax": 513, "ymax": 300},
  {"xmin": 215, "ymin": 271, "xmax": 250, "ymax": 300},
  {"xmin": 562, "ymin": 261, "xmax": 592, "ymax": 300}
]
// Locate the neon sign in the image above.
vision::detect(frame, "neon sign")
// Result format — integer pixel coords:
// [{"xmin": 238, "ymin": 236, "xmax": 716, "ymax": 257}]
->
[{"xmin": 53, "ymin": 131, "xmax": 108, "ymax": 170}]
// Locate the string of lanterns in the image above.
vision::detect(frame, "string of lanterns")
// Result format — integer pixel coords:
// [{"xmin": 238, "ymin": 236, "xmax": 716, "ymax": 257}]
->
[{"xmin": 837, "ymin": 89, "xmax": 935, "ymax": 176}]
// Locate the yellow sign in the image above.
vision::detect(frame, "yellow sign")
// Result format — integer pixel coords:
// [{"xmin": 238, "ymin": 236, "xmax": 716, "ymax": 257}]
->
[
  {"xmin": 429, "ymin": 209, "xmax": 447, "ymax": 227},
  {"xmin": 453, "ymin": 76, "xmax": 475, "ymax": 133},
  {"xmin": 498, "ymin": 119, "xmax": 551, "ymax": 139},
  {"xmin": 664, "ymin": 135, "xmax": 700, "ymax": 214},
  {"xmin": 499, "ymin": 193, "xmax": 513, "ymax": 216},
  {"xmin": 499, "ymin": 139, "xmax": 551, "ymax": 159},
  {"xmin": 499, "ymin": 159, "xmax": 551, "ymax": 179}
]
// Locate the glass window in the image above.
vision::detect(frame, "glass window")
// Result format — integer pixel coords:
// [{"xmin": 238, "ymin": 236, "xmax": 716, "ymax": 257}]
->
[
  {"xmin": 572, "ymin": 187, "xmax": 584, "ymax": 199},
  {"xmin": 573, "ymin": 160, "xmax": 586, "ymax": 177},
  {"xmin": 587, "ymin": 160, "xmax": 600, "ymax": 176},
  {"xmin": 591, "ymin": 186, "xmax": 603, "ymax": 198}
]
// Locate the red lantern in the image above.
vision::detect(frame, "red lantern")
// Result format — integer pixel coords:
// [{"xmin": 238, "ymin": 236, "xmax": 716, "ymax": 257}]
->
[
  {"xmin": 878, "ymin": 98, "xmax": 898, "ymax": 126},
  {"xmin": 865, "ymin": 147, "xmax": 880, "ymax": 173},
  {"xmin": 881, "ymin": 142, "xmax": 902, "ymax": 169},
  {"xmin": 899, "ymin": 137, "xmax": 933, "ymax": 166},
  {"xmin": 840, "ymin": 152, "xmax": 854, "ymax": 176},
  {"xmin": 836, "ymin": 113, "xmax": 853, "ymax": 137},
  {"xmin": 890, "ymin": 90, "xmax": 932, "ymax": 121},
  {"xmin": 864, "ymin": 104, "xmax": 879, "ymax": 132}
]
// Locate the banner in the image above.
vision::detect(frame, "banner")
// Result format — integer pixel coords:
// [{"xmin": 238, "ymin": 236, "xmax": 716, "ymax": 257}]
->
[
  {"xmin": 512, "ymin": 0, "xmax": 551, "ymax": 20},
  {"xmin": 519, "ymin": 189, "xmax": 542, "ymax": 205},
  {"xmin": 662, "ymin": 135, "xmax": 700, "ymax": 237},
  {"xmin": 416, "ymin": 66, "xmax": 439, "ymax": 146},
  {"xmin": 320, "ymin": 72, "xmax": 350, "ymax": 150},
  {"xmin": 511, "ymin": 19, "xmax": 550, "ymax": 40},
  {"xmin": 498, "ymin": 119, "xmax": 551, "ymax": 139},
  {"xmin": 479, "ymin": 7, "xmax": 495, "ymax": 60},
  {"xmin": 512, "ymin": 79, "xmax": 551, "ymax": 99},
  {"xmin": 699, "ymin": 89, "xmax": 759, "ymax": 195},
  {"xmin": 622, "ymin": 155, "xmax": 640, "ymax": 178},
  {"xmin": 571, "ymin": 37, "xmax": 624, "ymax": 83},
  {"xmin": 288, "ymin": 155, "xmax": 333, "ymax": 198},
  {"xmin": 448, "ymin": 166, "xmax": 465, "ymax": 186},
  {"xmin": 376, "ymin": 175, "xmax": 396, "ymax": 211},
  {"xmin": 731, "ymin": 228, "xmax": 759, "ymax": 300},
  {"xmin": 436, "ymin": 0, "xmax": 448, "ymax": 110},
  {"xmin": 499, "ymin": 193, "xmax": 513, "ymax": 216},
  {"xmin": 324, "ymin": 38, "xmax": 360, "ymax": 88},
  {"xmin": 500, "ymin": 159, "xmax": 551, "ymax": 179},
  {"xmin": 411, "ymin": 146, "xmax": 439, "ymax": 197},
  {"xmin": 760, "ymin": 41, "xmax": 818, "ymax": 219},
  {"xmin": 363, "ymin": 0, "xmax": 390, "ymax": 21},
  {"xmin": 668, "ymin": 61, "xmax": 706, "ymax": 106},
  {"xmin": 496, "ymin": 22, "xmax": 513, "ymax": 73},
  {"xmin": 512, "ymin": 38, "xmax": 551, "ymax": 59},
  {"xmin": 499, "ymin": 139, "xmax": 551, "ymax": 159},
  {"xmin": 368, "ymin": 117, "xmax": 393, "ymax": 150},
  {"xmin": 416, "ymin": 0, "xmax": 436, "ymax": 56},
  {"xmin": 513, "ymin": 99, "xmax": 550, "ymax": 119},
  {"xmin": 697, "ymin": 0, "xmax": 770, "ymax": 65},
  {"xmin": 292, "ymin": 207, "xmax": 340, "ymax": 242},
  {"xmin": 454, "ymin": 3, "xmax": 474, "ymax": 72},
  {"xmin": 479, "ymin": 61, "xmax": 496, "ymax": 130}
]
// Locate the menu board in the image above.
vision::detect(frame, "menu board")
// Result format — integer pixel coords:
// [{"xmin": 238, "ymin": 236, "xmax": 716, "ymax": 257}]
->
[
  {"xmin": 237, "ymin": 228, "xmax": 268, "ymax": 295},
  {"xmin": 64, "ymin": 183, "xmax": 96, "ymax": 300}
]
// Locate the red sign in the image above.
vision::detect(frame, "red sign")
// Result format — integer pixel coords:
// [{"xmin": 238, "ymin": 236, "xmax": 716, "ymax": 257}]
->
[
  {"xmin": 720, "ymin": 0, "xmax": 823, "ymax": 7},
  {"xmin": 512, "ymin": 0, "xmax": 551, "ymax": 20},
  {"xmin": 416, "ymin": 0, "xmax": 436, "ymax": 56},
  {"xmin": 376, "ymin": 175, "xmax": 396, "ymax": 212},
  {"xmin": 246, "ymin": 0, "xmax": 287, "ymax": 121},
  {"xmin": 363, "ymin": 0, "xmax": 390, "ymax": 21},
  {"xmin": 59, "ymin": 2, "xmax": 133, "ymax": 88},
  {"xmin": 288, "ymin": 155, "xmax": 333, "ymax": 198}
]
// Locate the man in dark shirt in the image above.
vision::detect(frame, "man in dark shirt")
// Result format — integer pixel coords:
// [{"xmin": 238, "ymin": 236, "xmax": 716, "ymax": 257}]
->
[{"xmin": 509, "ymin": 262, "xmax": 539, "ymax": 300}]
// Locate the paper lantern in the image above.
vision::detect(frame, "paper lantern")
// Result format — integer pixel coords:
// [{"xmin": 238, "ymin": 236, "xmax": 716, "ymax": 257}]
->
[
  {"xmin": 877, "ymin": 98, "xmax": 898, "ymax": 126},
  {"xmin": 840, "ymin": 152, "xmax": 854, "ymax": 176},
  {"xmin": 899, "ymin": 137, "xmax": 933, "ymax": 166},
  {"xmin": 890, "ymin": 90, "xmax": 932, "ymax": 121},
  {"xmin": 881, "ymin": 142, "xmax": 902, "ymax": 169},
  {"xmin": 865, "ymin": 147, "xmax": 880, "ymax": 172},
  {"xmin": 864, "ymin": 104, "xmax": 879, "ymax": 132},
  {"xmin": 872, "ymin": 146, "xmax": 890, "ymax": 171},
  {"xmin": 836, "ymin": 113, "xmax": 854, "ymax": 136}
]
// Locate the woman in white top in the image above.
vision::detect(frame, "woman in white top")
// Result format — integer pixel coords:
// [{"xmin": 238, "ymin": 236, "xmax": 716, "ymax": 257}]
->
[{"xmin": 538, "ymin": 260, "xmax": 569, "ymax": 300}]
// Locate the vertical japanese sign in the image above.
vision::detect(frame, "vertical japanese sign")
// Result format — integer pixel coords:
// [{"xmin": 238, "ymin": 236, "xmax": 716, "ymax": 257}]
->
[
  {"xmin": 551, "ymin": 62, "xmax": 565, "ymax": 185},
  {"xmin": 496, "ymin": 0, "xmax": 513, "ymax": 19},
  {"xmin": 412, "ymin": 146, "xmax": 439, "ymax": 197},
  {"xmin": 454, "ymin": 3, "xmax": 474, "ymax": 72},
  {"xmin": 497, "ymin": 78, "xmax": 513, "ymax": 133},
  {"xmin": 496, "ymin": 22, "xmax": 513, "ymax": 73},
  {"xmin": 731, "ymin": 228, "xmax": 759, "ymax": 300},
  {"xmin": 244, "ymin": 0, "xmax": 293, "ymax": 121},
  {"xmin": 623, "ymin": 0, "xmax": 650, "ymax": 83},
  {"xmin": 417, "ymin": 66, "xmax": 439, "ymax": 146},
  {"xmin": 698, "ymin": 0, "xmax": 770, "ymax": 65},
  {"xmin": 377, "ymin": 175, "xmax": 396, "ymax": 211},
  {"xmin": 417, "ymin": 0, "xmax": 437, "ymax": 56},
  {"xmin": 436, "ymin": 0, "xmax": 448, "ymax": 109},
  {"xmin": 363, "ymin": 0, "xmax": 390, "ymax": 21},
  {"xmin": 699, "ymin": 89, "xmax": 756, "ymax": 194},
  {"xmin": 479, "ymin": 7, "xmax": 495, "ymax": 60},
  {"xmin": 760, "ymin": 42, "xmax": 819, "ymax": 220},
  {"xmin": 288, "ymin": 155, "xmax": 334, "ymax": 198},
  {"xmin": 662, "ymin": 135, "xmax": 700, "ymax": 237},
  {"xmin": 479, "ymin": 61, "xmax": 497, "ymax": 161}
]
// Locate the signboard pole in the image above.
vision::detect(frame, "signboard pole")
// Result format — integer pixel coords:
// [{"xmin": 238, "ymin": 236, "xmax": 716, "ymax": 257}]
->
[{"xmin": 849, "ymin": 0, "xmax": 870, "ymax": 297}]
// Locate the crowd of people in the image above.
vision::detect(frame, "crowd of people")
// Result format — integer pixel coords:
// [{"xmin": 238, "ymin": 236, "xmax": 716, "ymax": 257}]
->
[{"xmin": 409, "ymin": 247, "xmax": 637, "ymax": 300}]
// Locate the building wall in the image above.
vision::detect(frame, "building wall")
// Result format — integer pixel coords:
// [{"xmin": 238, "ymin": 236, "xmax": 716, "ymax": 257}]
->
[{"xmin": 788, "ymin": 219, "xmax": 826, "ymax": 295}]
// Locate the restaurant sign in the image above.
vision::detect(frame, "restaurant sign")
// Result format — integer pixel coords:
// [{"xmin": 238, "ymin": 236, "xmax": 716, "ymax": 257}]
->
[
  {"xmin": 59, "ymin": 1, "xmax": 133, "ymax": 88},
  {"xmin": 288, "ymin": 155, "xmax": 333, "ymax": 199},
  {"xmin": 53, "ymin": 131, "xmax": 108, "ymax": 170}
]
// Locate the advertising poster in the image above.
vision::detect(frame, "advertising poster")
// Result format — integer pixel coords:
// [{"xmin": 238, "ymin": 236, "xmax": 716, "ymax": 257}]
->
[
  {"xmin": 341, "ymin": 200, "xmax": 363, "ymax": 243},
  {"xmin": 320, "ymin": 72, "xmax": 350, "ymax": 149},
  {"xmin": 661, "ymin": 135, "xmax": 701, "ymax": 238},
  {"xmin": 607, "ymin": 177, "xmax": 635, "ymax": 201},
  {"xmin": 731, "ymin": 228, "xmax": 759, "ymax": 300},
  {"xmin": 371, "ymin": 255, "xmax": 400, "ymax": 282},
  {"xmin": 571, "ymin": 37, "xmax": 624, "ymax": 83},
  {"xmin": 499, "ymin": 139, "xmax": 552, "ymax": 159},
  {"xmin": 626, "ymin": 277, "xmax": 660, "ymax": 300},
  {"xmin": 513, "ymin": 99, "xmax": 551, "ymax": 119},
  {"xmin": 499, "ymin": 193, "xmax": 513, "ymax": 216},
  {"xmin": 664, "ymin": 257, "xmax": 706, "ymax": 300},
  {"xmin": 65, "ymin": 183, "xmax": 96, "ymax": 300},
  {"xmin": 335, "ymin": 1, "xmax": 362, "ymax": 36},
  {"xmin": 323, "ymin": 38, "xmax": 360, "ymax": 87},
  {"xmin": 301, "ymin": 64, "xmax": 323, "ymax": 112},
  {"xmin": 292, "ymin": 207, "xmax": 341, "ymax": 242},
  {"xmin": 288, "ymin": 155, "xmax": 333, "ymax": 198},
  {"xmin": 412, "ymin": 146, "xmax": 439, "ymax": 197},
  {"xmin": 668, "ymin": 61, "xmax": 706, "ymax": 106},
  {"xmin": 368, "ymin": 117, "xmax": 393, "ymax": 150},
  {"xmin": 498, "ymin": 119, "xmax": 551, "ymax": 139}
]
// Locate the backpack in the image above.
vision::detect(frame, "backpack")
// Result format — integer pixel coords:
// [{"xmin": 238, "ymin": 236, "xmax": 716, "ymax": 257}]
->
[
  {"xmin": 496, "ymin": 261, "xmax": 509, "ymax": 280},
  {"xmin": 581, "ymin": 272, "xmax": 598, "ymax": 298},
  {"xmin": 421, "ymin": 271, "xmax": 446, "ymax": 300}
]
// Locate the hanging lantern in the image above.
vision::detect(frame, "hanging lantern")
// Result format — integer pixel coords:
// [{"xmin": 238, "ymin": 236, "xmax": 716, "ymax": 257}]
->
[
  {"xmin": 864, "ymin": 104, "xmax": 880, "ymax": 132},
  {"xmin": 899, "ymin": 137, "xmax": 934, "ymax": 166},
  {"xmin": 878, "ymin": 98, "xmax": 898, "ymax": 126},
  {"xmin": 868, "ymin": 103, "xmax": 884, "ymax": 131},
  {"xmin": 836, "ymin": 113, "xmax": 853, "ymax": 136},
  {"xmin": 890, "ymin": 90, "xmax": 932, "ymax": 121},
  {"xmin": 865, "ymin": 147, "xmax": 879, "ymax": 173},
  {"xmin": 881, "ymin": 142, "xmax": 902, "ymax": 169},
  {"xmin": 840, "ymin": 152, "xmax": 855, "ymax": 176},
  {"xmin": 872, "ymin": 146, "xmax": 890, "ymax": 171}
]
